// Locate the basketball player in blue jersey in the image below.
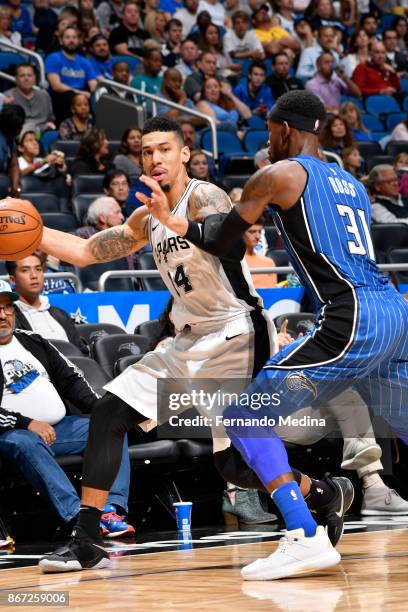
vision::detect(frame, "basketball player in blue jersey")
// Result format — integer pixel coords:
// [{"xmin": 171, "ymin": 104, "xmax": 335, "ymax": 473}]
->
[
  {"xmin": 141, "ymin": 91, "xmax": 408, "ymax": 580},
  {"xmin": 36, "ymin": 116, "xmax": 352, "ymax": 575}
]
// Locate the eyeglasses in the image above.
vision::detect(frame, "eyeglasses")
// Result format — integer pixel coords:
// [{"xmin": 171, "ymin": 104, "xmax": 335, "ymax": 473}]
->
[{"xmin": 0, "ymin": 304, "xmax": 15, "ymax": 315}]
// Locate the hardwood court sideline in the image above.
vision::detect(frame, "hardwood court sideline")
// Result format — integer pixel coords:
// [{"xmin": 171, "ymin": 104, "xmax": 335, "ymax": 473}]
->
[{"xmin": 0, "ymin": 522, "xmax": 407, "ymax": 610}]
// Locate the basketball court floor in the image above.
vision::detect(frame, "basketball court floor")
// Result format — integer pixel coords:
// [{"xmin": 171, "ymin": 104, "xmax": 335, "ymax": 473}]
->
[{"xmin": 0, "ymin": 518, "xmax": 407, "ymax": 610}]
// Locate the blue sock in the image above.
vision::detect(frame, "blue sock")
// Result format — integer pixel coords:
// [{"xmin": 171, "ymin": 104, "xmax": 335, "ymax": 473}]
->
[{"xmin": 272, "ymin": 481, "xmax": 318, "ymax": 537}]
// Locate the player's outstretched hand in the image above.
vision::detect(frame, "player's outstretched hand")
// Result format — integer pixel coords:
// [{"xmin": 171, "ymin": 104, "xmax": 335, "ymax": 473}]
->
[{"xmin": 137, "ymin": 175, "xmax": 172, "ymax": 226}]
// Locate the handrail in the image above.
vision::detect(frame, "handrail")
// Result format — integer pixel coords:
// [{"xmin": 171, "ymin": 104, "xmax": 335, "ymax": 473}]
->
[
  {"xmin": 322, "ymin": 150, "xmax": 344, "ymax": 168},
  {"xmin": 0, "ymin": 70, "xmax": 16, "ymax": 85},
  {"xmin": 0, "ymin": 40, "xmax": 47, "ymax": 87},
  {"xmin": 98, "ymin": 263, "xmax": 408, "ymax": 292},
  {"xmin": 0, "ymin": 272, "xmax": 82, "ymax": 292},
  {"xmin": 96, "ymin": 79, "xmax": 219, "ymax": 165}
]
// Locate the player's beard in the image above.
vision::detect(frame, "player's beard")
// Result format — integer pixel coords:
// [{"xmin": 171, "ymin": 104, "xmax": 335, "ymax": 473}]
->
[{"xmin": 161, "ymin": 183, "xmax": 171, "ymax": 192}]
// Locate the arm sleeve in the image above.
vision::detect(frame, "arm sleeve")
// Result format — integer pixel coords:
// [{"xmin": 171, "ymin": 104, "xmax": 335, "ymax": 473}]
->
[
  {"xmin": 184, "ymin": 210, "xmax": 251, "ymax": 259},
  {"xmin": 0, "ymin": 406, "xmax": 32, "ymax": 431}
]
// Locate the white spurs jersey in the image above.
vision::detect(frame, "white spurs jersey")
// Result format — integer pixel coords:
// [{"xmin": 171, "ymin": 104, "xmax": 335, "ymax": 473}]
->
[{"xmin": 148, "ymin": 179, "xmax": 263, "ymax": 330}]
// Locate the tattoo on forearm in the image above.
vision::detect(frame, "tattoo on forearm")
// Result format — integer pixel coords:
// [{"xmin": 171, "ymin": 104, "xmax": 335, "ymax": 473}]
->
[
  {"xmin": 89, "ymin": 226, "xmax": 137, "ymax": 262},
  {"xmin": 193, "ymin": 184, "xmax": 232, "ymax": 213}
]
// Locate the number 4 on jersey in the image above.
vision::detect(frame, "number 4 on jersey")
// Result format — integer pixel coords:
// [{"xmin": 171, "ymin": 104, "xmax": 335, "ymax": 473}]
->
[{"xmin": 174, "ymin": 265, "xmax": 193, "ymax": 293}]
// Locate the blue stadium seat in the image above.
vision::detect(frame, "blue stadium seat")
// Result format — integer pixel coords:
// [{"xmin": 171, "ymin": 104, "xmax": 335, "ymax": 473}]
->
[
  {"xmin": 365, "ymin": 95, "xmax": 401, "ymax": 116},
  {"xmin": 247, "ymin": 116, "xmax": 266, "ymax": 130},
  {"xmin": 0, "ymin": 53, "xmax": 24, "ymax": 70},
  {"xmin": 371, "ymin": 131, "xmax": 387, "ymax": 142},
  {"xmin": 340, "ymin": 96, "xmax": 363, "ymax": 111},
  {"xmin": 40, "ymin": 130, "xmax": 58, "ymax": 153},
  {"xmin": 244, "ymin": 129, "xmax": 268, "ymax": 153},
  {"xmin": 200, "ymin": 129, "xmax": 243, "ymax": 156},
  {"xmin": 380, "ymin": 13, "xmax": 396, "ymax": 31},
  {"xmin": 362, "ymin": 114, "xmax": 384, "ymax": 132},
  {"xmin": 400, "ymin": 79, "xmax": 408, "ymax": 92},
  {"xmin": 386, "ymin": 113, "xmax": 406, "ymax": 131},
  {"xmin": 403, "ymin": 97, "xmax": 408, "ymax": 113}
]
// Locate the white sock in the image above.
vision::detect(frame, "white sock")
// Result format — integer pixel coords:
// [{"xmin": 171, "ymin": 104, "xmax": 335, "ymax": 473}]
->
[{"xmin": 361, "ymin": 472, "xmax": 385, "ymax": 490}]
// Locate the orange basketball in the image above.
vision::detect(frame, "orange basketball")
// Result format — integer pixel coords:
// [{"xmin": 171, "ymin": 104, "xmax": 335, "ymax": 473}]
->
[{"xmin": 0, "ymin": 198, "xmax": 43, "ymax": 260}]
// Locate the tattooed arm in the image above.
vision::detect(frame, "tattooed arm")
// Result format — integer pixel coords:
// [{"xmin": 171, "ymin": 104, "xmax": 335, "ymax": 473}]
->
[{"xmin": 40, "ymin": 207, "xmax": 149, "ymax": 266}]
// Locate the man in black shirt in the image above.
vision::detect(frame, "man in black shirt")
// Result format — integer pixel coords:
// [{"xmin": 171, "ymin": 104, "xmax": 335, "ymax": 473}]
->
[
  {"xmin": 266, "ymin": 51, "xmax": 303, "ymax": 100},
  {"xmin": 108, "ymin": 3, "xmax": 149, "ymax": 57}
]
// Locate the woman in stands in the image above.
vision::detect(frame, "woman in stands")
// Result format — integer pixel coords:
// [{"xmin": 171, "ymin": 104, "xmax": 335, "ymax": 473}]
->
[
  {"xmin": 391, "ymin": 116, "xmax": 408, "ymax": 141},
  {"xmin": 197, "ymin": 22, "xmax": 240, "ymax": 75},
  {"xmin": 340, "ymin": 27, "xmax": 369, "ymax": 78},
  {"xmin": 114, "ymin": 127, "xmax": 142, "ymax": 178},
  {"xmin": 144, "ymin": 10, "xmax": 167, "ymax": 44},
  {"xmin": 340, "ymin": 100, "xmax": 373, "ymax": 142},
  {"xmin": 195, "ymin": 76, "xmax": 251, "ymax": 137},
  {"xmin": 393, "ymin": 15, "xmax": 408, "ymax": 54},
  {"xmin": 18, "ymin": 130, "xmax": 67, "ymax": 178},
  {"xmin": 319, "ymin": 115, "xmax": 355, "ymax": 155},
  {"xmin": 59, "ymin": 93, "xmax": 94, "ymax": 141},
  {"xmin": 70, "ymin": 127, "xmax": 112, "ymax": 176},
  {"xmin": 342, "ymin": 145, "xmax": 364, "ymax": 179},
  {"xmin": 0, "ymin": 5, "xmax": 22, "ymax": 46}
]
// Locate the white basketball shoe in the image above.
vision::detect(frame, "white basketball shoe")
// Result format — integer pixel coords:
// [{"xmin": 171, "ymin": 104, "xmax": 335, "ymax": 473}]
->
[{"xmin": 241, "ymin": 525, "xmax": 341, "ymax": 581}]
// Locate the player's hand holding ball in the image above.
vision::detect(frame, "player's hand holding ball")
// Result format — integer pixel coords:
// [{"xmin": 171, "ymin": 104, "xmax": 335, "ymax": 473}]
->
[
  {"xmin": 0, "ymin": 198, "xmax": 43, "ymax": 260},
  {"xmin": 137, "ymin": 175, "xmax": 172, "ymax": 225}
]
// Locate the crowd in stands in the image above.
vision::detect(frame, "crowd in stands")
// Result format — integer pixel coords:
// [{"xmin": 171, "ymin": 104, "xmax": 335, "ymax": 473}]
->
[{"xmin": 0, "ymin": 0, "xmax": 408, "ymax": 535}]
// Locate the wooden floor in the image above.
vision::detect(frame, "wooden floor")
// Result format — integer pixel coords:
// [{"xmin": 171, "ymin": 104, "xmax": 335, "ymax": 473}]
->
[{"xmin": 0, "ymin": 528, "xmax": 407, "ymax": 611}]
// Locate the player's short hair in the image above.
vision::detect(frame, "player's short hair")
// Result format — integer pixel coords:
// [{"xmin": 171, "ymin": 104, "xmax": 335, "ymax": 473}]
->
[
  {"xmin": 142, "ymin": 117, "xmax": 184, "ymax": 144},
  {"xmin": 268, "ymin": 90, "xmax": 326, "ymax": 124}
]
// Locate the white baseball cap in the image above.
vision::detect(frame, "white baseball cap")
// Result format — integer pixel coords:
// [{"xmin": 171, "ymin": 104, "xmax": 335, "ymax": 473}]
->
[{"xmin": 0, "ymin": 280, "xmax": 19, "ymax": 302}]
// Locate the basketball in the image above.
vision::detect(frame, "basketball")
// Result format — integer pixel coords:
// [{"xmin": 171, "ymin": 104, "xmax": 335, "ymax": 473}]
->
[{"xmin": 0, "ymin": 198, "xmax": 43, "ymax": 260}]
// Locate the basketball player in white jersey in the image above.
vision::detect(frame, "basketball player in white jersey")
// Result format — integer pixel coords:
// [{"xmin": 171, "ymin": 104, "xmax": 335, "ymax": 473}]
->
[{"xmin": 37, "ymin": 117, "xmax": 351, "ymax": 575}]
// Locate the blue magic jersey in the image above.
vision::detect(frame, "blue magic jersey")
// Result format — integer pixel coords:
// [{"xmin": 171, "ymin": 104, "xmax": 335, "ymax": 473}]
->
[{"xmin": 270, "ymin": 155, "xmax": 388, "ymax": 307}]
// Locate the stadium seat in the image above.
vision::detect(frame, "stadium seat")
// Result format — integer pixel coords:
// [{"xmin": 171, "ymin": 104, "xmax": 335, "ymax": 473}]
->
[
  {"xmin": 371, "ymin": 223, "xmax": 408, "ymax": 263},
  {"xmin": 247, "ymin": 116, "xmax": 266, "ymax": 130},
  {"xmin": 387, "ymin": 248, "xmax": 408, "ymax": 286},
  {"xmin": 21, "ymin": 175, "xmax": 59, "ymax": 193},
  {"xmin": 400, "ymin": 79, "xmax": 408, "ymax": 92},
  {"xmin": 72, "ymin": 175, "xmax": 105, "ymax": 195},
  {"xmin": 200, "ymin": 129, "xmax": 244, "ymax": 156},
  {"xmin": 244, "ymin": 130, "xmax": 269, "ymax": 154},
  {"xmin": 114, "ymin": 353, "xmax": 146, "ymax": 375},
  {"xmin": 365, "ymin": 95, "xmax": 401, "ymax": 116},
  {"xmin": 362, "ymin": 114, "xmax": 384, "ymax": 132},
  {"xmin": 72, "ymin": 193, "xmax": 102, "ymax": 224},
  {"xmin": 41, "ymin": 212, "xmax": 78, "ymax": 231},
  {"xmin": 380, "ymin": 13, "xmax": 396, "ymax": 30},
  {"xmin": 135, "ymin": 319, "xmax": 162, "ymax": 343},
  {"xmin": 266, "ymin": 248, "xmax": 290, "ymax": 267},
  {"xmin": 367, "ymin": 155, "xmax": 394, "ymax": 171},
  {"xmin": 357, "ymin": 141, "xmax": 382, "ymax": 160},
  {"xmin": 74, "ymin": 259, "xmax": 135, "ymax": 291},
  {"xmin": 47, "ymin": 339, "xmax": 84, "ymax": 357},
  {"xmin": 264, "ymin": 226, "xmax": 279, "ymax": 249},
  {"xmin": 274, "ymin": 312, "xmax": 316, "ymax": 336},
  {"xmin": 403, "ymin": 97, "xmax": 408, "ymax": 113},
  {"xmin": 20, "ymin": 193, "xmax": 59, "ymax": 213},
  {"xmin": 0, "ymin": 174, "xmax": 9, "ymax": 198},
  {"xmin": 386, "ymin": 113, "xmax": 406, "ymax": 132},
  {"xmin": 371, "ymin": 131, "xmax": 387, "ymax": 142},
  {"xmin": 127, "ymin": 439, "xmax": 180, "ymax": 466},
  {"xmin": 41, "ymin": 130, "xmax": 59, "ymax": 153},
  {"xmin": 0, "ymin": 52, "xmax": 24, "ymax": 70},
  {"xmin": 340, "ymin": 95, "xmax": 364, "ymax": 111},
  {"xmin": 77, "ymin": 323, "xmax": 126, "ymax": 356},
  {"xmin": 176, "ymin": 438, "xmax": 213, "ymax": 460},
  {"xmin": 68, "ymin": 356, "xmax": 111, "ymax": 397},
  {"xmin": 222, "ymin": 156, "xmax": 255, "ymax": 175},
  {"xmin": 108, "ymin": 141, "xmax": 121, "ymax": 157},
  {"xmin": 93, "ymin": 333, "xmax": 150, "ymax": 376},
  {"xmin": 221, "ymin": 175, "xmax": 250, "ymax": 191},
  {"xmin": 385, "ymin": 141, "xmax": 408, "ymax": 157},
  {"xmin": 137, "ymin": 252, "xmax": 167, "ymax": 290},
  {"xmin": 52, "ymin": 140, "xmax": 80, "ymax": 157}
]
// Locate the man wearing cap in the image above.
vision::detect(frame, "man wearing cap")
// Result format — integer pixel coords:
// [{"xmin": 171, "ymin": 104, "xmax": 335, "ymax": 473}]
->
[
  {"xmin": 88, "ymin": 34, "xmax": 116, "ymax": 80},
  {"xmin": 0, "ymin": 280, "xmax": 134, "ymax": 539}
]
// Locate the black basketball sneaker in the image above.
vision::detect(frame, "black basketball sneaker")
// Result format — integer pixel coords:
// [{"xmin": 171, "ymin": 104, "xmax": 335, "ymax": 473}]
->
[
  {"xmin": 312, "ymin": 476, "xmax": 354, "ymax": 546},
  {"xmin": 39, "ymin": 526, "xmax": 111, "ymax": 573}
]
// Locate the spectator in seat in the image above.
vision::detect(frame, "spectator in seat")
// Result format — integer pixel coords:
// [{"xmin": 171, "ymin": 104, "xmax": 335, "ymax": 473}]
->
[
  {"xmin": 95, "ymin": 60, "xmax": 137, "ymax": 103},
  {"xmin": 162, "ymin": 18, "xmax": 183, "ymax": 67},
  {"xmin": 296, "ymin": 25, "xmax": 340, "ymax": 82},
  {"xmin": 130, "ymin": 48, "xmax": 164, "ymax": 104},
  {"xmin": 306, "ymin": 0, "xmax": 346, "ymax": 36},
  {"xmin": 180, "ymin": 119, "xmax": 198, "ymax": 150},
  {"xmin": 243, "ymin": 215, "xmax": 277, "ymax": 289},
  {"xmin": 339, "ymin": 28, "xmax": 370, "ymax": 79},
  {"xmin": 58, "ymin": 93, "xmax": 94, "ymax": 141},
  {"xmin": 96, "ymin": 0, "xmax": 125, "ymax": 33},
  {"xmin": 383, "ymin": 29, "xmax": 408, "ymax": 76},
  {"xmin": 17, "ymin": 130, "xmax": 67, "ymax": 178},
  {"xmin": 156, "ymin": 68, "xmax": 195, "ymax": 119},
  {"xmin": 144, "ymin": 10, "xmax": 167, "ymax": 45},
  {"xmin": 45, "ymin": 26, "xmax": 97, "ymax": 125},
  {"xmin": 5, "ymin": 64, "xmax": 55, "ymax": 134},
  {"xmin": 0, "ymin": 5, "xmax": 21, "ymax": 46},
  {"xmin": 196, "ymin": 76, "xmax": 251, "ymax": 135},
  {"xmin": 108, "ymin": 3, "xmax": 149, "ymax": 57},
  {"xmin": 293, "ymin": 16, "xmax": 314, "ymax": 51},
  {"xmin": 197, "ymin": 0, "xmax": 231, "ymax": 28},
  {"xmin": 70, "ymin": 128, "xmax": 112, "ymax": 176},
  {"xmin": 76, "ymin": 196, "xmax": 138, "ymax": 267},
  {"xmin": 342, "ymin": 145, "xmax": 364, "ymax": 179},
  {"xmin": 273, "ymin": 0, "xmax": 297, "ymax": 37},
  {"xmin": 305, "ymin": 52, "xmax": 361, "ymax": 113},
  {"xmin": 368, "ymin": 164, "xmax": 408, "ymax": 224},
  {"xmin": 0, "ymin": 104, "xmax": 25, "ymax": 197},
  {"xmin": 174, "ymin": 38, "xmax": 199, "ymax": 81},
  {"xmin": 8, "ymin": 0, "xmax": 33, "ymax": 37},
  {"xmin": 393, "ymin": 15, "xmax": 408, "ymax": 54},
  {"xmin": 113, "ymin": 127, "xmax": 142, "ymax": 178},
  {"xmin": 187, "ymin": 149, "xmax": 211, "ymax": 181},
  {"xmin": 223, "ymin": 11, "xmax": 265, "ymax": 63},
  {"xmin": 0, "ymin": 280, "xmax": 134, "ymax": 538},
  {"xmin": 33, "ymin": 0, "xmax": 58, "ymax": 54},
  {"xmin": 6, "ymin": 256, "xmax": 86, "ymax": 350},
  {"xmin": 340, "ymin": 101, "xmax": 374, "ymax": 142},
  {"xmin": 266, "ymin": 51, "xmax": 303, "ymax": 100},
  {"xmin": 233, "ymin": 61, "xmax": 274, "ymax": 117},
  {"xmin": 103, "ymin": 168, "xmax": 130, "ymax": 210},
  {"xmin": 319, "ymin": 115, "xmax": 355, "ymax": 155},
  {"xmin": 184, "ymin": 50, "xmax": 224, "ymax": 102},
  {"xmin": 352, "ymin": 40, "xmax": 401, "ymax": 98},
  {"xmin": 360, "ymin": 13, "xmax": 380, "ymax": 46},
  {"xmin": 174, "ymin": 0, "xmax": 199, "ymax": 37},
  {"xmin": 197, "ymin": 22, "xmax": 241, "ymax": 75},
  {"xmin": 252, "ymin": 3, "xmax": 300, "ymax": 58},
  {"xmin": 391, "ymin": 116, "xmax": 408, "ymax": 141},
  {"xmin": 88, "ymin": 34, "xmax": 116, "ymax": 80}
]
